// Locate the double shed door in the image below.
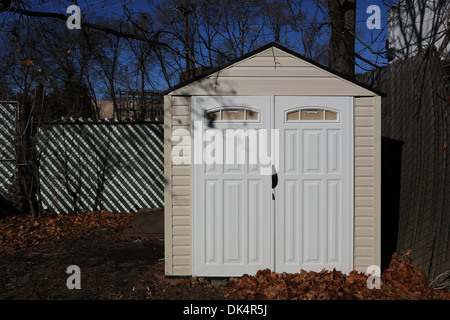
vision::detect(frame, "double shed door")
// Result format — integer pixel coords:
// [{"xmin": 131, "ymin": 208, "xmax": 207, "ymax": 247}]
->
[{"xmin": 192, "ymin": 96, "xmax": 353, "ymax": 276}]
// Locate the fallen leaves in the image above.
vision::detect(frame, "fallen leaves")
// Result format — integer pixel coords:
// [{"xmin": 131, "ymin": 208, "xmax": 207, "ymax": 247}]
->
[
  {"xmin": 0, "ymin": 211, "xmax": 135, "ymax": 253},
  {"xmin": 140, "ymin": 250, "xmax": 450, "ymax": 300},
  {"xmin": 1, "ymin": 213, "xmax": 449, "ymax": 300},
  {"xmin": 222, "ymin": 251, "xmax": 450, "ymax": 300}
]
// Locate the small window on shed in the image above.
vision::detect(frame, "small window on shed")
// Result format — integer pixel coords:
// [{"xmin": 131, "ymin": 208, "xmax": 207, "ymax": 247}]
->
[
  {"xmin": 207, "ymin": 110, "xmax": 221, "ymax": 121},
  {"xmin": 287, "ymin": 110, "xmax": 299, "ymax": 121},
  {"xmin": 206, "ymin": 108, "xmax": 260, "ymax": 122},
  {"xmin": 301, "ymin": 109, "xmax": 324, "ymax": 121},
  {"xmin": 325, "ymin": 110, "xmax": 338, "ymax": 121},
  {"xmin": 221, "ymin": 109, "xmax": 245, "ymax": 120},
  {"xmin": 286, "ymin": 108, "xmax": 339, "ymax": 122},
  {"xmin": 246, "ymin": 110, "xmax": 259, "ymax": 121}
]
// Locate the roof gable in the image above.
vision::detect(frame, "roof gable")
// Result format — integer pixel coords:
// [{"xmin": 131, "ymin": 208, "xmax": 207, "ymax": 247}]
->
[{"xmin": 162, "ymin": 42, "xmax": 383, "ymax": 97}]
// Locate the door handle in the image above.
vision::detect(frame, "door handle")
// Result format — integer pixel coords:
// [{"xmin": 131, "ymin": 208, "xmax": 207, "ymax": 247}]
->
[
  {"xmin": 271, "ymin": 165, "xmax": 278, "ymax": 200},
  {"xmin": 271, "ymin": 165, "xmax": 278, "ymax": 189}
]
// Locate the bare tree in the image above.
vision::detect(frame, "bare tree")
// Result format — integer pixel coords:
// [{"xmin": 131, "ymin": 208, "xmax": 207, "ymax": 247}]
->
[
  {"xmin": 90, "ymin": 21, "xmax": 124, "ymax": 118},
  {"xmin": 0, "ymin": 0, "xmax": 390, "ymax": 218},
  {"xmin": 328, "ymin": 0, "xmax": 356, "ymax": 77}
]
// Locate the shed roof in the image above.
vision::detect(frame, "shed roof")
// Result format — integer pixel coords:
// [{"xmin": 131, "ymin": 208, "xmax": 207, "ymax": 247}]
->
[{"xmin": 161, "ymin": 42, "xmax": 384, "ymax": 97}]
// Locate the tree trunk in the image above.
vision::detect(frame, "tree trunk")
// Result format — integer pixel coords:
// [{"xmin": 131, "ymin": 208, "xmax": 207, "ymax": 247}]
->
[{"xmin": 328, "ymin": 0, "xmax": 356, "ymax": 77}]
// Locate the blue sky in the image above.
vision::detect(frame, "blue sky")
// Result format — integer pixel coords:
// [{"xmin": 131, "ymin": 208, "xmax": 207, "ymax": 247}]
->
[
  {"xmin": 354, "ymin": 0, "xmax": 391, "ymax": 70},
  {"xmin": 38, "ymin": 0, "xmax": 394, "ymax": 79},
  {"xmin": 43, "ymin": 1, "xmax": 393, "ymax": 60}
]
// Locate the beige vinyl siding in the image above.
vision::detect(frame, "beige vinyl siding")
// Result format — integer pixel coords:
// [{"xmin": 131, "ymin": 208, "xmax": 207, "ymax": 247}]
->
[
  {"xmin": 164, "ymin": 95, "xmax": 192, "ymax": 276},
  {"xmin": 168, "ymin": 47, "xmax": 376, "ymax": 97},
  {"xmin": 354, "ymin": 96, "xmax": 381, "ymax": 273},
  {"xmin": 163, "ymin": 95, "xmax": 172, "ymax": 275}
]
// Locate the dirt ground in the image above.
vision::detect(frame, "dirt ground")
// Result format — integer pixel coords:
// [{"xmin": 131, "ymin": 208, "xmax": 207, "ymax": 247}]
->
[
  {"xmin": 1, "ymin": 212, "xmax": 449, "ymax": 301},
  {"xmin": 0, "ymin": 233, "xmax": 228, "ymax": 300}
]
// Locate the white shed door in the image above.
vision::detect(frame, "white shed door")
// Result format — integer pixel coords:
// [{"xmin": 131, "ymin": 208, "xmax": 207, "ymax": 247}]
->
[
  {"xmin": 192, "ymin": 96, "xmax": 353, "ymax": 276},
  {"xmin": 192, "ymin": 96, "xmax": 273, "ymax": 277},
  {"xmin": 274, "ymin": 96, "xmax": 353, "ymax": 274}
]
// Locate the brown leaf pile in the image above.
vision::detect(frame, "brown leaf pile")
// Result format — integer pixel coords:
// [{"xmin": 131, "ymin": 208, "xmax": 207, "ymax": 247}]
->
[
  {"xmin": 224, "ymin": 251, "xmax": 450, "ymax": 300},
  {"xmin": 1, "ymin": 213, "xmax": 449, "ymax": 300},
  {"xmin": 0, "ymin": 211, "xmax": 135, "ymax": 253}
]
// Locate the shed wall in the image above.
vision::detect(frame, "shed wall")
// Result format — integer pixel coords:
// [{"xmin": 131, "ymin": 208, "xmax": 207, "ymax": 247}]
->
[
  {"xmin": 354, "ymin": 96, "xmax": 381, "ymax": 272},
  {"xmin": 164, "ymin": 47, "xmax": 381, "ymax": 276},
  {"xmin": 164, "ymin": 95, "xmax": 192, "ymax": 276}
]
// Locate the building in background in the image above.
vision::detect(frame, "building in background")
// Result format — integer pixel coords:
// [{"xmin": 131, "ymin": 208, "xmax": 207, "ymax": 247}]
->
[
  {"xmin": 388, "ymin": 0, "xmax": 450, "ymax": 62},
  {"xmin": 95, "ymin": 91, "xmax": 163, "ymax": 120},
  {"xmin": 96, "ymin": 100, "xmax": 114, "ymax": 119}
]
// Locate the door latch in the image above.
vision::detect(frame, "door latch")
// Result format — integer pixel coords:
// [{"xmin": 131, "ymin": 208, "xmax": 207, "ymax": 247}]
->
[
  {"xmin": 271, "ymin": 165, "xmax": 278, "ymax": 189},
  {"xmin": 272, "ymin": 165, "xmax": 277, "ymax": 200}
]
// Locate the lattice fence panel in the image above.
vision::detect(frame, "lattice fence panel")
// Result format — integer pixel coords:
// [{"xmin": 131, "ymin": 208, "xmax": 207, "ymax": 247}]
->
[
  {"xmin": 37, "ymin": 121, "xmax": 164, "ymax": 213},
  {"xmin": 0, "ymin": 102, "xmax": 16, "ymax": 196},
  {"xmin": 0, "ymin": 102, "xmax": 164, "ymax": 214}
]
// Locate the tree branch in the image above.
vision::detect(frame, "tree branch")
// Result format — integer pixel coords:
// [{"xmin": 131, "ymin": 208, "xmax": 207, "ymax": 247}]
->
[
  {"xmin": 354, "ymin": 52, "xmax": 383, "ymax": 69},
  {"xmin": 2, "ymin": 6, "xmax": 171, "ymax": 49}
]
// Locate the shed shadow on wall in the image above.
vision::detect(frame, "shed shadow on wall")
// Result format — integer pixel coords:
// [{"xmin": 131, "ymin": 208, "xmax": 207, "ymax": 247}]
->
[{"xmin": 381, "ymin": 136, "xmax": 404, "ymax": 271}]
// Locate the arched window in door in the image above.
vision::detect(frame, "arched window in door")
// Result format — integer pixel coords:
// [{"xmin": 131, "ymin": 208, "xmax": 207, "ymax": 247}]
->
[{"xmin": 286, "ymin": 108, "xmax": 339, "ymax": 122}]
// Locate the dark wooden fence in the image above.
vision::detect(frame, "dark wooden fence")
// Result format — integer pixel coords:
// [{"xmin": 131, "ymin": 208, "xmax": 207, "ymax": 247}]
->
[{"xmin": 358, "ymin": 47, "xmax": 450, "ymax": 280}]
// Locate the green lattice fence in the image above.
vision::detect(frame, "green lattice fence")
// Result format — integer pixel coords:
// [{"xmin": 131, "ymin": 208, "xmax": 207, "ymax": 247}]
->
[
  {"xmin": 0, "ymin": 102, "xmax": 164, "ymax": 213},
  {"xmin": 0, "ymin": 102, "xmax": 16, "ymax": 197}
]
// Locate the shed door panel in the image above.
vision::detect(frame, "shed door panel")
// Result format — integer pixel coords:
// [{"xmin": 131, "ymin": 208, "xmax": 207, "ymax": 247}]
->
[
  {"xmin": 192, "ymin": 96, "xmax": 273, "ymax": 276},
  {"xmin": 192, "ymin": 96, "xmax": 353, "ymax": 276},
  {"xmin": 274, "ymin": 96, "xmax": 353, "ymax": 273}
]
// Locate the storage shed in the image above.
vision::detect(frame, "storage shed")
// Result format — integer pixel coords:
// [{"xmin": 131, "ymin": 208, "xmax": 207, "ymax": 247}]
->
[{"xmin": 163, "ymin": 42, "xmax": 382, "ymax": 277}]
